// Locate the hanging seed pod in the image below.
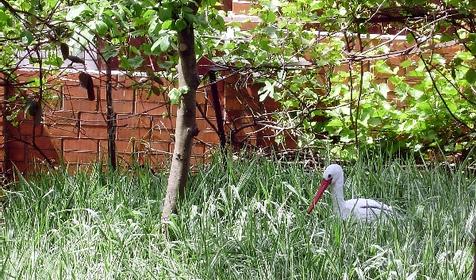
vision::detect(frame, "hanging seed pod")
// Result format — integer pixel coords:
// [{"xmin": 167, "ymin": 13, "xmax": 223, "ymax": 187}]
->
[
  {"xmin": 60, "ymin": 43, "xmax": 69, "ymax": 59},
  {"xmin": 68, "ymin": 55, "xmax": 85, "ymax": 64},
  {"xmin": 79, "ymin": 72, "xmax": 95, "ymax": 101},
  {"xmin": 25, "ymin": 98, "xmax": 39, "ymax": 117},
  {"xmin": 34, "ymin": 102, "xmax": 43, "ymax": 125}
]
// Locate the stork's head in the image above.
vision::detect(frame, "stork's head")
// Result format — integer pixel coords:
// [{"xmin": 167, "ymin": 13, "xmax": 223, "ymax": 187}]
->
[
  {"xmin": 307, "ymin": 164, "xmax": 343, "ymax": 214},
  {"xmin": 322, "ymin": 164, "xmax": 343, "ymax": 183}
]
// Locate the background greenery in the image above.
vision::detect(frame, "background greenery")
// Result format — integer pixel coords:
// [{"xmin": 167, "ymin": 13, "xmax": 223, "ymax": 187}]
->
[{"xmin": 1, "ymin": 0, "xmax": 475, "ymax": 160}]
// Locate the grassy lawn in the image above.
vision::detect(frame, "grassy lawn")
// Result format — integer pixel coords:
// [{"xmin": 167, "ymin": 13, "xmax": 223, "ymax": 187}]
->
[{"xmin": 1, "ymin": 155, "xmax": 475, "ymax": 279}]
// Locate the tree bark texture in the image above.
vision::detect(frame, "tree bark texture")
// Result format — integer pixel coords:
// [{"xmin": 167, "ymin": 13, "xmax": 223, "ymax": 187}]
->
[
  {"xmin": 473, "ymin": 239, "xmax": 476, "ymax": 280},
  {"xmin": 106, "ymin": 59, "xmax": 117, "ymax": 170},
  {"xmin": 161, "ymin": 24, "xmax": 199, "ymax": 224}
]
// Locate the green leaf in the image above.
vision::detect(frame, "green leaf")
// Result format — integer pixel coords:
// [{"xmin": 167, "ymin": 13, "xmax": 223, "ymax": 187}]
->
[
  {"xmin": 368, "ymin": 117, "xmax": 382, "ymax": 126},
  {"xmin": 409, "ymin": 88, "xmax": 424, "ymax": 100},
  {"xmin": 400, "ymin": 59, "xmax": 412, "ymax": 68},
  {"xmin": 94, "ymin": 20, "xmax": 108, "ymax": 36},
  {"xmin": 0, "ymin": 10, "xmax": 11, "ymax": 25},
  {"xmin": 21, "ymin": 30, "xmax": 34, "ymax": 44},
  {"xmin": 158, "ymin": 7, "xmax": 172, "ymax": 21},
  {"xmin": 377, "ymin": 83, "xmax": 389, "ymax": 99},
  {"xmin": 258, "ymin": 81, "xmax": 275, "ymax": 101},
  {"xmin": 406, "ymin": 33, "xmax": 415, "ymax": 44},
  {"xmin": 464, "ymin": 68, "xmax": 476, "ymax": 84},
  {"xmin": 151, "ymin": 36, "xmax": 170, "ymax": 53},
  {"xmin": 102, "ymin": 45, "xmax": 119, "ymax": 61},
  {"xmin": 373, "ymin": 60, "xmax": 393, "ymax": 74},
  {"xmin": 455, "ymin": 51, "xmax": 473, "ymax": 61},
  {"xmin": 184, "ymin": 12, "xmax": 197, "ymax": 24},
  {"xmin": 168, "ymin": 86, "xmax": 189, "ymax": 105},
  {"xmin": 175, "ymin": 18, "xmax": 187, "ymax": 31},
  {"xmin": 66, "ymin": 4, "xmax": 88, "ymax": 21},
  {"xmin": 126, "ymin": 56, "xmax": 144, "ymax": 69},
  {"xmin": 310, "ymin": 1, "xmax": 325, "ymax": 11},
  {"xmin": 326, "ymin": 118, "xmax": 343, "ymax": 127},
  {"xmin": 148, "ymin": 16, "xmax": 159, "ymax": 34},
  {"xmin": 161, "ymin": 19, "xmax": 173, "ymax": 30},
  {"xmin": 261, "ymin": 11, "xmax": 276, "ymax": 23},
  {"xmin": 446, "ymin": 100, "xmax": 457, "ymax": 113}
]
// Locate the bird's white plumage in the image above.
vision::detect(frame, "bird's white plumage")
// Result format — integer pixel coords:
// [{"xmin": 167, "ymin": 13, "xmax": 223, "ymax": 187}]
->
[
  {"xmin": 337, "ymin": 198, "xmax": 393, "ymax": 221},
  {"xmin": 317, "ymin": 164, "xmax": 393, "ymax": 221}
]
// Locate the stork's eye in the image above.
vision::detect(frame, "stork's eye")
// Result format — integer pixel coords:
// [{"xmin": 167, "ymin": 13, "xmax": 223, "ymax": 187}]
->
[{"xmin": 327, "ymin": 174, "xmax": 332, "ymax": 179}]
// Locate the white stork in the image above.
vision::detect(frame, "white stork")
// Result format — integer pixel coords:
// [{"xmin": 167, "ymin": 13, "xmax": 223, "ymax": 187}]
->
[{"xmin": 307, "ymin": 164, "xmax": 393, "ymax": 221}]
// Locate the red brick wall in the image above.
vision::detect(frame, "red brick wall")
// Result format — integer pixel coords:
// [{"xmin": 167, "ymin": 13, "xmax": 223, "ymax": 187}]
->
[
  {"xmin": 0, "ymin": 70, "xmax": 276, "ymax": 174},
  {"xmin": 0, "ymin": 0, "xmax": 463, "ymax": 175},
  {"xmin": 0, "ymin": 74, "xmax": 6, "ymax": 175}
]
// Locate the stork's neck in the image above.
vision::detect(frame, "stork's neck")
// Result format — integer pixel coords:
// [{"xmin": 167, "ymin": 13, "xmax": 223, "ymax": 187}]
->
[{"xmin": 330, "ymin": 176, "xmax": 346, "ymax": 216}]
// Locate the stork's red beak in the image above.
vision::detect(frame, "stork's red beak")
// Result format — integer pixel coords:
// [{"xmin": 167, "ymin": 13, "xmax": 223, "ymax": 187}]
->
[{"xmin": 307, "ymin": 178, "xmax": 332, "ymax": 214}]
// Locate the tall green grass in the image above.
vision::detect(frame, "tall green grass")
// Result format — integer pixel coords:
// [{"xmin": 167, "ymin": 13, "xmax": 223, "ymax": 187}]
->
[{"xmin": 0, "ymin": 155, "xmax": 475, "ymax": 279}]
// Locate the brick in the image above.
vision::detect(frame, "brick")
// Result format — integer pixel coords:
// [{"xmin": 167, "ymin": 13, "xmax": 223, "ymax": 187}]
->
[
  {"xmin": 11, "ymin": 152, "xmax": 26, "ymax": 164},
  {"xmin": 7, "ymin": 141, "xmax": 26, "ymax": 161},
  {"xmin": 116, "ymin": 75, "xmax": 136, "ymax": 88},
  {"xmin": 196, "ymin": 90, "xmax": 208, "ymax": 105},
  {"xmin": 405, "ymin": 77, "xmax": 422, "ymax": 85},
  {"xmin": 26, "ymin": 148, "xmax": 60, "ymax": 162},
  {"xmin": 11, "ymin": 162, "xmax": 29, "ymax": 173},
  {"xmin": 64, "ymin": 99, "xmax": 98, "ymax": 111},
  {"xmin": 192, "ymin": 142, "xmax": 205, "ymax": 156},
  {"xmin": 116, "ymin": 128, "xmax": 150, "ymax": 140},
  {"xmin": 99, "ymin": 88, "xmax": 134, "ymax": 101},
  {"xmin": 16, "ymin": 71, "xmax": 36, "ymax": 83},
  {"xmin": 99, "ymin": 140, "xmax": 132, "ymax": 154},
  {"xmin": 45, "ymin": 111, "xmax": 78, "ymax": 125},
  {"xmin": 81, "ymin": 112, "xmax": 107, "ymax": 123},
  {"xmin": 149, "ymin": 129, "xmax": 173, "ymax": 141},
  {"xmin": 44, "ymin": 94, "xmax": 62, "ymax": 110},
  {"xmin": 386, "ymin": 55, "xmax": 405, "ymax": 67},
  {"xmin": 437, "ymin": 45, "xmax": 461, "ymax": 55},
  {"xmin": 63, "ymin": 151, "xmax": 98, "ymax": 163},
  {"xmin": 63, "ymin": 73, "xmax": 80, "ymax": 86},
  {"xmin": 64, "ymin": 139, "xmax": 98, "ymax": 152},
  {"xmin": 205, "ymin": 105, "xmax": 218, "ymax": 118},
  {"xmin": 189, "ymin": 155, "xmax": 205, "ymax": 167},
  {"xmin": 196, "ymin": 118, "xmax": 215, "ymax": 131},
  {"xmin": 25, "ymin": 136, "xmax": 62, "ymax": 150},
  {"xmin": 116, "ymin": 152, "xmax": 133, "ymax": 163},
  {"xmin": 45, "ymin": 125, "xmax": 79, "ymax": 138},
  {"xmin": 136, "ymin": 89, "xmax": 166, "ymax": 103},
  {"xmin": 225, "ymin": 97, "xmax": 245, "ymax": 111},
  {"xmin": 144, "ymin": 154, "xmax": 170, "ymax": 166},
  {"xmin": 66, "ymin": 164, "xmax": 96, "ymax": 174},
  {"xmin": 116, "ymin": 115, "xmax": 152, "ymax": 128},
  {"xmin": 135, "ymin": 101, "xmax": 168, "ymax": 115},
  {"xmin": 149, "ymin": 141, "xmax": 170, "ymax": 153},
  {"xmin": 168, "ymin": 105, "xmax": 178, "ymax": 117},
  {"xmin": 17, "ymin": 122, "xmax": 43, "ymax": 136},
  {"xmin": 196, "ymin": 130, "xmax": 220, "ymax": 144},
  {"xmin": 152, "ymin": 116, "xmax": 176, "ymax": 130},
  {"xmin": 114, "ymin": 88, "xmax": 135, "ymax": 101},
  {"xmin": 64, "ymin": 84, "xmax": 98, "ymax": 99},
  {"xmin": 79, "ymin": 125, "xmax": 109, "ymax": 140},
  {"xmin": 232, "ymin": 1, "xmax": 252, "ymax": 14},
  {"xmin": 99, "ymin": 100, "xmax": 133, "ymax": 114}
]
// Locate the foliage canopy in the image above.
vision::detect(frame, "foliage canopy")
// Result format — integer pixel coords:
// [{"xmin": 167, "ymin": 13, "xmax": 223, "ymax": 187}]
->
[{"xmin": 0, "ymin": 0, "xmax": 475, "ymax": 159}]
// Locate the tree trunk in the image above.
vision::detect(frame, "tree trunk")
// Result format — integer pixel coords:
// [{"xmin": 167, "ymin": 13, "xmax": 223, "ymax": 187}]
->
[
  {"xmin": 105, "ymin": 59, "xmax": 117, "ymax": 170},
  {"xmin": 161, "ymin": 24, "xmax": 199, "ymax": 225},
  {"xmin": 472, "ymin": 239, "xmax": 476, "ymax": 280}
]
